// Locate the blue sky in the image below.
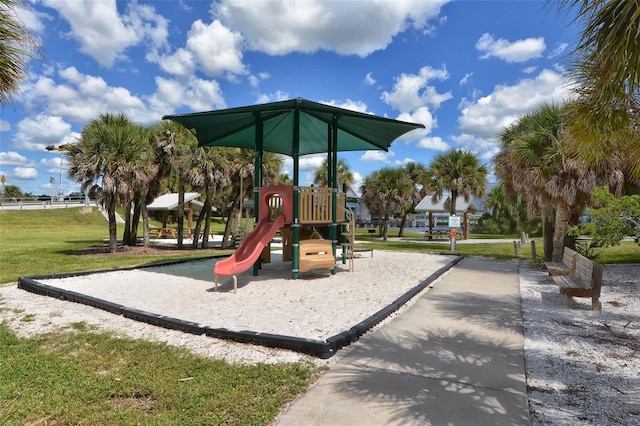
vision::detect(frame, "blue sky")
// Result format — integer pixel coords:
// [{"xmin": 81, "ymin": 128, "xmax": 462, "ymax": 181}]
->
[{"xmin": 0, "ymin": 0, "xmax": 580, "ymax": 197}]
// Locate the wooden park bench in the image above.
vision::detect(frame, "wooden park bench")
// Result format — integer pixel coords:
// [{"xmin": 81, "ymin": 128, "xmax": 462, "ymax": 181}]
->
[
  {"xmin": 546, "ymin": 247, "xmax": 603, "ymax": 311},
  {"xmin": 544, "ymin": 246, "xmax": 578, "ymax": 276}
]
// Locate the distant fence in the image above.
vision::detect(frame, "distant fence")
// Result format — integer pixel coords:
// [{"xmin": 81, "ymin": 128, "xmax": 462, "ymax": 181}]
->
[{"xmin": 1, "ymin": 198, "xmax": 95, "ymax": 211}]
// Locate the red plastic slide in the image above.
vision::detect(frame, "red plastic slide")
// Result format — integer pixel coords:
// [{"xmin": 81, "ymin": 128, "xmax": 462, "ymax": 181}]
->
[{"xmin": 214, "ymin": 215, "xmax": 285, "ymax": 278}]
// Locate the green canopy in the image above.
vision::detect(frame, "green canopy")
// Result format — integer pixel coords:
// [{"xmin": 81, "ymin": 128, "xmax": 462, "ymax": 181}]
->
[{"xmin": 162, "ymin": 97, "xmax": 424, "ymax": 157}]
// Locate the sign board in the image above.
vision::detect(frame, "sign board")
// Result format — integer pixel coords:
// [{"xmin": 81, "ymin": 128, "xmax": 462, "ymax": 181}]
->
[
  {"xmin": 1, "ymin": 174, "xmax": 5, "ymax": 184},
  {"xmin": 448, "ymin": 215, "xmax": 461, "ymax": 228}
]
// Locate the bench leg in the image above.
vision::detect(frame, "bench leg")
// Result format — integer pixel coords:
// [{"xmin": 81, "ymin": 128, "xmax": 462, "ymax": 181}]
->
[
  {"xmin": 592, "ymin": 297, "xmax": 601, "ymax": 312},
  {"xmin": 564, "ymin": 294, "xmax": 575, "ymax": 308}
]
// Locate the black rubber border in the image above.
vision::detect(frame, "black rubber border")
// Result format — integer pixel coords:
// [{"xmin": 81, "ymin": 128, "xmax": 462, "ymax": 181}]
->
[{"xmin": 17, "ymin": 254, "xmax": 463, "ymax": 359}]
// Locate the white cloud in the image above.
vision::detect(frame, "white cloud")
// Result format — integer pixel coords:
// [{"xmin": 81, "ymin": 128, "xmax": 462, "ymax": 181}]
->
[
  {"xmin": 0, "ymin": 152, "xmax": 32, "ymax": 167},
  {"xmin": 381, "ymin": 65, "xmax": 452, "ymax": 112},
  {"xmin": 323, "ymin": 99, "xmax": 369, "ymax": 113},
  {"xmin": 417, "ymin": 136, "xmax": 450, "ymax": 151},
  {"xmin": 13, "ymin": 2, "xmax": 47, "ymax": 34},
  {"xmin": 454, "ymin": 69, "xmax": 575, "ymax": 160},
  {"xmin": 364, "ymin": 72, "xmax": 376, "ymax": 86},
  {"xmin": 125, "ymin": 2, "xmax": 170, "ymax": 59},
  {"xmin": 40, "ymin": 156, "xmax": 69, "ymax": 175},
  {"xmin": 0, "ymin": 120, "xmax": 10, "ymax": 132},
  {"xmin": 214, "ymin": 0, "xmax": 450, "ymax": 57},
  {"xmin": 476, "ymin": 33, "xmax": 545, "ymax": 63},
  {"xmin": 459, "ymin": 72, "xmax": 473, "ymax": 86},
  {"xmin": 248, "ymin": 72, "xmax": 270, "ymax": 88},
  {"xmin": 19, "ymin": 67, "xmax": 218, "ymax": 125},
  {"xmin": 458, "ymin": 69, "xmax": 573, "ymax": 140},
  {"xmin": 12, "ymin": 114, "xmax": 74, "ymax": 151},
  {"xmin": 14, "ymin": 167, "xmax": 38, "ymax": 180},
  {"xmin": 360, "ymin": 150, "xmax": 394, "ymax": 163},
  {"xmin": 398, "ymin": 107, "xmax": 435, "ymax": 134},
  {"xmin": 187, "ymin": 20, "xmax": 247, "ymax": 77},
  {"xmin": 42, "ymin": 0, "xmax": 138, "ymax": 68},
  {"xmin": 548, "ymin": 42, "xmax": 569, "ymax": 58},
  {"xmin": 522, "ymin": 66, "xmax": 538, "ymax": 74},
  {"xmin": 153, "ymin": 18, "xmax": 246, "ymax": 80},
  {"xmin": 150, "ymin": 75, "xmax": 226, "ymax": 114},
  {"xmin": 299, "ymin": 155, "xmax": 325, "ymax": 172}
]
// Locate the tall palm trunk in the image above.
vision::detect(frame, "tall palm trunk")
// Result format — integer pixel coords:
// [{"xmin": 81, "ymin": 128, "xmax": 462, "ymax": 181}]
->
[
  {"xmin": 202, "ymin": 191, "xmax": 214, "ymax": 249},
  {"xmin": 106, "ymin": 200, "xmax": 118, "ymax": 253},
  {"xmin": 177, "ymin": 181, "xmax": 185, "ymax": 249},
  {"xmin": 542, "ymin": 207, "xmax": 554, "ymax": 262},
  {"xmin": 142, "ymin": 204, "xmax": 150, "ymax": 247},
  {"xmin": 123, "ymin": 200, "xmax": 132, "ymax": 245},
  {"xmin": 221, "ymin": 195, "xmax": 240, "ymax": 249},
  {"xmin": 382, "ymin": 213, "xmax": 390, "ymax": 241},
  {"xmin": 552, "ymin": 203, "xmax": 570, "ymax": 262},
  {"xmin": 398, "ymin": 213, "xmax": 407, "ymax": 237}
]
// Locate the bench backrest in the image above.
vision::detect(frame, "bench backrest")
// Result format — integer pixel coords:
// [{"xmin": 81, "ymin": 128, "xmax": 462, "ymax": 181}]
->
[
  {"xmin": 562, "ymin": 247, "xmax": 578, "ymax": 272},
  {"xmin": 573, "ymin": 250, "xmax": 604, "ymax": 296}
]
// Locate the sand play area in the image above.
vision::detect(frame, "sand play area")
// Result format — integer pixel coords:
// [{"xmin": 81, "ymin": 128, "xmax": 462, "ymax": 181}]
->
[{"xmin": 6, "ymin": 250, "xmax": 456, "ymax": 363}]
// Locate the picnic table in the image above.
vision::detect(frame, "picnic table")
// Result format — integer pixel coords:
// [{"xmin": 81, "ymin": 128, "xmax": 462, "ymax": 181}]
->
[{"xmin": 150, "ymin": 227, "xmax": 177, "ymax": 238}]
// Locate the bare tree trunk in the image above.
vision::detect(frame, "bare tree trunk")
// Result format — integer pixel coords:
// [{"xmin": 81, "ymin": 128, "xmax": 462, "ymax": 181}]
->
[
  {"xmin": 221, "ymin": 196, "xmax": 239, "ymax": 249},
  {"xmin": 398, "ymin": 212, "xmax": 407, "ymax": 237},
  {"xmin": 552, "ymin": 203, "xmax": 570, "ymax": 262},
  {"xmin": 382, "ymin": 213, "xmax": 389, "ymax": 241},
  {"xmin": 191, "ymin": 211, "xmax": 204, "ymax": 248},
  {"xmin": 542, "ymin": 207, "xmax": 554, "ymax": 262},
  {"xmin": 107, "ymin": 203, "xmax": 118, "ymax": 253},
  {"xmin": 130, "ymin": 201, "xmax": 141, "ymax": 245},
  {"xmin": 200, "ymin": 190, "xmax": 214, "ymax": 249},
  {"xmin": 516, "ymin": 192, "xmax": 522, "ymax": 233},
  {"xmin": 177, "ymin": 181, "xmax": 185, "ymax": 249},
  {"xmin": 122, "ymin": 200, "xmax": 132, "ymax": 245},
  {"xmin": 142, "ymin": 204, "xmax": 150, "ymax": 247}
]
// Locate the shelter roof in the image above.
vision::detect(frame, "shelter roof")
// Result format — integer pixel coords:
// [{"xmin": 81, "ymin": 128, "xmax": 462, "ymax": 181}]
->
[
  {"xmin": 415, "ymin": 195, "xmax": 480, "ymax": 214},
  {"xmin": 162, "ymin": 98, "xmax": 424, "ymax": 157},
  {"xmin": 147, "ymin": 193, "xmax": 201, "ymax": 211}
]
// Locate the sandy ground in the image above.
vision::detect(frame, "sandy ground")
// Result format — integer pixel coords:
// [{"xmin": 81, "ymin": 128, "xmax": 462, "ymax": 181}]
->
[
  {"xmin": 1, "ymin": 250, "xmax": 638, "ymax": 424},
  {"xmin": 1, "ymin": 250, "xmax": 452, "ymax": 365}
]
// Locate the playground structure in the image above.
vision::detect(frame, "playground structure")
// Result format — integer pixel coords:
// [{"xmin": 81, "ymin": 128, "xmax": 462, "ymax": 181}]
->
[
  {"xmin": 214, "ymin": 183, "xmax": 350, "ymax": 292},
  {"xmin": 164, "ymin": 98, "xmax": 424, "ymax": 288}
]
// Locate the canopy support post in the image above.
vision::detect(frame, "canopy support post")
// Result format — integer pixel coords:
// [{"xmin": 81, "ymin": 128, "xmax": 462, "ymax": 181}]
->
[
  {"xmin": 253, "ymin": 112, "xmax": 263, "ymax": 276},
  {"xmin": 292, "ymin": 107, "xmax": 300, "ymax": 279},
  {"xmin": 330, "ymin": 116, "xmax": 338, "ymax": 275}
]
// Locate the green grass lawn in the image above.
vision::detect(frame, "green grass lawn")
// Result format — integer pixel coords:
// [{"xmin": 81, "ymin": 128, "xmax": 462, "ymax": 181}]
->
[
  {"xmin": 0, "ymin": 325, "xmax": 319, "ymax": 424},
  {"xmin": 0, "ymin": 208, "xmax": 230, "ymax": 284},
  {"xmin": 0, "ymin": 208, "xmax": 637, "ymax": 424}
]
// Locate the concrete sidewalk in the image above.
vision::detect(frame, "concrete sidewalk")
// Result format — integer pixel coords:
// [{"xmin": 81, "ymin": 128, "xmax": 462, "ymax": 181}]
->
[{"xmin": 274, "ymin": 256, "xmax": 530, "ymax": 426}]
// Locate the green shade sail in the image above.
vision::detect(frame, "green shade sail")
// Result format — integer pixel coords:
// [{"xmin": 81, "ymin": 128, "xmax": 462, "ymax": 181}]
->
[{"xmin": 162, "ymin": 98, "xmax": 424, "ymax": 157}]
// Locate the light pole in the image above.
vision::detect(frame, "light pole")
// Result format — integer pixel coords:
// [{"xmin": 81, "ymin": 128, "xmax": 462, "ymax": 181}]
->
[{"xmin": 45, "ymin": 144, "xmax": 68, "ymax": 201}]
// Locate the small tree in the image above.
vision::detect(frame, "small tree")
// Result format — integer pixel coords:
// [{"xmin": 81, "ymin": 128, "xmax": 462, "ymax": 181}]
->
[
  {"xmin": 589, "ymin": 186, "xmax": 640, "ymax": 246},
  {"xmin": 360, "ymin": 167, "xmax": 414, "ymax": 241}
]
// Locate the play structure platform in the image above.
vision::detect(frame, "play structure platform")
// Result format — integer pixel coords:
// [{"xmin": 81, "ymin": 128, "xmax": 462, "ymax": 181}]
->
[{"xmin": 214, "ymin": 184, "xmax": 349, "ymax": 292}]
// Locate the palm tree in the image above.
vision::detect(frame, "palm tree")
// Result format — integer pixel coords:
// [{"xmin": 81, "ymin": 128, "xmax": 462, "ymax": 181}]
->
[
  {"xmin": 360, "ymin": 167, "xmax": 415, "ymax": 241},
  {"xmin": 0, "ymin": 0, "xmax": 41, "ymax": 105},
  {"xmin": 397, "ymin": 162, "xmax": 430, "ymax": 237},
  {"xmin": 313, "ymin": 157, "xmax": 354, "ymax": 188},
  {"xmin": 185, "ymin": 145, "xmax": 230, "ymax": 248},
  {"xmin": 121, "ymin": 125, "xmax": 159, "ymax": 247},
  {"xmin": 494, "ymin": 102, "xmax": 624, "ymax": 261},
  {"xmin": 427, "ymin": 149, "xmax": 488, "ymax": 215},
  {"xmin": 557, "ymin": 0, "xmax": 640, "ymax": 181},
  {"xmin": 67, "ymin": 113, "xmax": 150, "ymax": 253},
  {"xmin": 219, "ymin": 149, "xmax": 283, "ymax": 249},
  {"xmin": 155, "ymin": 120, "xmax": 198, "ymax": 249}
]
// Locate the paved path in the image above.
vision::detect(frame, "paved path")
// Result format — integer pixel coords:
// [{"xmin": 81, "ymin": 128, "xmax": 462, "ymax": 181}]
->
[{"xmin": 275, "ymin": 256, "xmax": 530, "ymax": 426}]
